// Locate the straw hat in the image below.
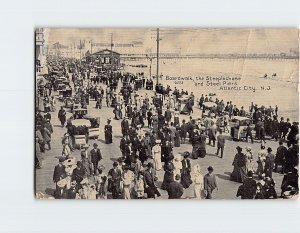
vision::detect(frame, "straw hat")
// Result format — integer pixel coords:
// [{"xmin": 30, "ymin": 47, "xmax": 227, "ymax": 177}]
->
[
  {"xmin": 175, "ymin": 154, "xmax": 182, "ymax": 161},
  {"xmin": 245, "ymin": 146, "xmax": 252, "ymax": 151}
]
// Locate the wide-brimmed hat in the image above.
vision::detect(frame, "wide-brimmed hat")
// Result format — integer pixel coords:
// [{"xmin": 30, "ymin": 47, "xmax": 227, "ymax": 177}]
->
[
  {"xmin": 80, "ymin": 178, "xmax": 89, "ymax": 185},
  {"xmin": 63, "ymin": 158, "xmax": 75, "ymax": 166},
  {"xmin": 236, "ymin": 146, "xmax": 242, "ymax": 151},
  {"xmin": 57, "ymin": 178, "xmax": 67, "ymax": 188},
  {"xmin": 245, "ymin": 146, "xmax": 252, "ymax": 151},
  {"xmin": 93, "ymin": 143, "xmax": 98, "ymax": 147},
  {"xmin": 98, "ymin": 164, "xmax": 105, "ymax": 171},
  {"xmin": 175, "ymin": 154, "xmax": 182, "ymax": 161}
]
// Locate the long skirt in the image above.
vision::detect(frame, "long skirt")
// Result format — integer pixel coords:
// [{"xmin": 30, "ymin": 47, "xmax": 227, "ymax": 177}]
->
[
  {"xmin": 123, "ymin": 184, "xmax": 131, "ymax": 199},
  {"xmin": 230, "ymin": 166, "xmax": 247, "ymax": 183},
  {"xmin": 194, "ymin": 184, "xmax": 205, "ymax": 199},
  {"xmin": 192, "ymin": 145, "xmax": 206, "ymax": 159},
  {"xmin": 114, "ymin": 109, "xmax": 122, "ymax": 120},
  {"xmin": 181, "ymin": 171, "xmax": 192, "ymax": 188},
  {"xmin": 174, "ymin": 138, "xmax": 180, "ymax": 147},
  {"xmin": 105, "ymin": 131, "xmax": 112, "ymax": 144},
  {"xmin": 174, "ymin": 117, "xmax": 179, "ymax": 126},
  {"xmin": 153, "ymin": 152, "xmax": 162, "ymax": 171},
  {"xmin": 152, "ymin": 122, "xmax": 158, "ymax": 133},
  {"xmin": 161, "ymin": 171, "xmax": 174, "ymax": 190}
]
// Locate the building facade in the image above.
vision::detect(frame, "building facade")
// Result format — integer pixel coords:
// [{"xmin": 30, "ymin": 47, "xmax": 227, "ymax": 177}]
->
[{"xmin": 35, "ymin": 28, "xmax": 45, "ymax": 72}]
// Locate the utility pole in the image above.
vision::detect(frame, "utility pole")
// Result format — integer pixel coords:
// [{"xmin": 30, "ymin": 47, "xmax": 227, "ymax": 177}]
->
[
  {"xmin": 110, "ymin": 33, "xmax": 114, "ymax": 73},
  {"xmin": 156, "ymin": 28, "xmax": 160, "ymax": 85},
  {"xmin": 90, "ymin": 39, "xmax": 93, "ymax": 54}
]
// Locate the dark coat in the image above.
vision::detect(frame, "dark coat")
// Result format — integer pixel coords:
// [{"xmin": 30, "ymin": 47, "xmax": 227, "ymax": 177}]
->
[
  {"xmin": 167, "ymin": 181, "xmax": 184, "ymax": 199},
  {"xmin": 89, "ymin": 148, "xmax": 102, "ymax": 163},
  {"xmin": 121, "ymin": 119, "xmax": 130, "ymax": 135},
  {"xmin": 53, "ymin": 164, "xmax": 65, "ymax": 183},
  {"xmin": 275, "ymin": 145, "xmax": 288, "ymax": 165},
  {"xmin": 204, "ymin": 173, "xmax": 217, "ymax": 191},
  {"xmin": 144, "ymin": 169, "xmax": 158, "ymax": 198},
  {"xmin": 264, "ymin": 153, "xmax": 275, "ymax": 178},
  {"xmin": 241, "ymin": 177, "xmax": 257, "ymax": 199},
  {"xmin": 164, "ymin": 109, "xmax": 172, "ymax": 122}
]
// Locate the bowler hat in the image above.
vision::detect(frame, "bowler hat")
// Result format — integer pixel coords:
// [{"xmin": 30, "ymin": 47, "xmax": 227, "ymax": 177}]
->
[
  {"xmin": 113, "ymin": 161, "xmax": 118, "ymax": 167},
  {"xmin": 183, "ymin": 151, "xmax": 190, "ymax": 158},
  {"xmin": 207, "ymin": 166, "xmax": 214, "ymax": 171}
]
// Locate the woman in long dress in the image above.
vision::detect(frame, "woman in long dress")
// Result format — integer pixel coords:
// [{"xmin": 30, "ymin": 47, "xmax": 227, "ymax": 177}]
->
[
  {"xmin": 161, "ymin": 156, "xmax": 175, "ymax": 190},
  {"xmin": 174, "ymin": 127, "xmax": 181, "ymax": 147},
  {"xmin": 245, "ymin": 146, "xmax": 254, "ymax": 172},
  {"xmin": 191, "ymin": 164, "xmax": 204, "ymax": 199},
  {"xmin": 152, "ymin": 114, "xmax": 158, "ymax": 134},
  {"xmin": 230, "ymin": 146, "xmax": 248, "ymax": 183},
  {"xmin": 173, "ymin": 109, "xmax": 180, "ymax": 126},
  {"xmin": 152, "ymin": 140, "xmax": 162, "ymax": 171},
  {"xmin": 257, "ymin": 145, "xmax": 267, "ymax": 176},
  {"xmin": 180, "ymin": 152, "xmax": 192, "ymax": 188},
  {"xmin": 172, "ymin": 154, "xmax": 183, "ymax": 179},
  {"xmin": 104, "ymin": 119, "xmax": 113, "ymax": 144}
]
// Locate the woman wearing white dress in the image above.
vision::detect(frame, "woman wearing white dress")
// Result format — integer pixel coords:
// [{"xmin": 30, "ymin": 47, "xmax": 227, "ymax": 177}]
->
[
  {"xmin": 172, "ymin": 154, "xmax": 183, "ymax": 179},
  {"xmin": 245, "ymin": 146, "xmax": 254, "ymax": 173},
  {"xmin": 122, "ymin": 166, "xmax": 135, "ymax": 199},
  {"xmin": 152, "ymin": 140, "xmax": 162, "ymax": 170},
  {"xmin": 257, "ymin": 145, "xmax": 267, "ymax": 176},
  {"xmin": 191, "ymin": 164, "xmax": 204, "ymax": 199}
]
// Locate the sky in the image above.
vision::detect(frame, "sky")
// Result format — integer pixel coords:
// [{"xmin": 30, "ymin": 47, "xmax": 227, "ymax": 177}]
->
[{"xmin": 44, "ymin": 28, "xmax": 299, "ymax": 54}]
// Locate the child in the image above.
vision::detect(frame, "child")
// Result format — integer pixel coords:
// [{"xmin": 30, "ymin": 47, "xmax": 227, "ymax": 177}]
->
[
  {"xmin": 95, "ymin": 167, "xmax": 107, "ymax": 199},
  {"xmin": 135, "ymin": 172, "xmax": 145, "ymax": 199}
]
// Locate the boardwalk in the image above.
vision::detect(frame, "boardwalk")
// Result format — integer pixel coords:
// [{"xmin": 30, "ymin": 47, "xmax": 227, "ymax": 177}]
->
[{"xmin": 35, "ymin": 80, "xmax": 285, "ymax": 199}]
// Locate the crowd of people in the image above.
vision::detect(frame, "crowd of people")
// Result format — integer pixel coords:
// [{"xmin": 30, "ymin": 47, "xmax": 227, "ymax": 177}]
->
[{"xmin": 35, "ymin": 56, "xmax": 299, "ymax": 200}]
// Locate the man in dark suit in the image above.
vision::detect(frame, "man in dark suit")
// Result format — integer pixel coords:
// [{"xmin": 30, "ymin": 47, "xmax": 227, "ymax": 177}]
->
[
  {"xmin": 147, "ymin": 109, "xmax": 153, "ymax": 128},
  {"xmin": 274, "ymin": 140, "xmax": 288, "ymax": 173},
  {"xmin": 144, "ymin": 163, "xmax": 160, "ymax": 198},
  {"xmin": 167, "ymin": 174, "xmax": 184, "ymax": 199},
  {"xmin": 89, "ymin": 143, "xmax": 102, "ymax": 175},
  {"xmin": 121, "ymin": 117, "xmax": 130, "ymax": 136},
  {"xmin": 216, "ymin": 129, "xmax": 226, "ymax": 158},
  {"xmin": 107, "ymin": 162, "xmax": 122, "ymax": 199},
  {"xmin": 53, "ymin": 157, "xmax": 66, "ymax": 183},
  {"xmin": 164, "ymin": 106, "xmax": 172, "ymax": 123},
  {"xmin": 53, "ymin": 157, "xmax": 66, "ymax": 198},
  {"xmin": 264, "ymin": 147, "xmax": 275, "ymax": 178}
]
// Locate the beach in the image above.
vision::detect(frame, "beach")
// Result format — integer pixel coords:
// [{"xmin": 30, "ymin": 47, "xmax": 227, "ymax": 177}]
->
[{"xmin": 124, "ymin": 58, "xmax": 299, "ymax": 121}]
